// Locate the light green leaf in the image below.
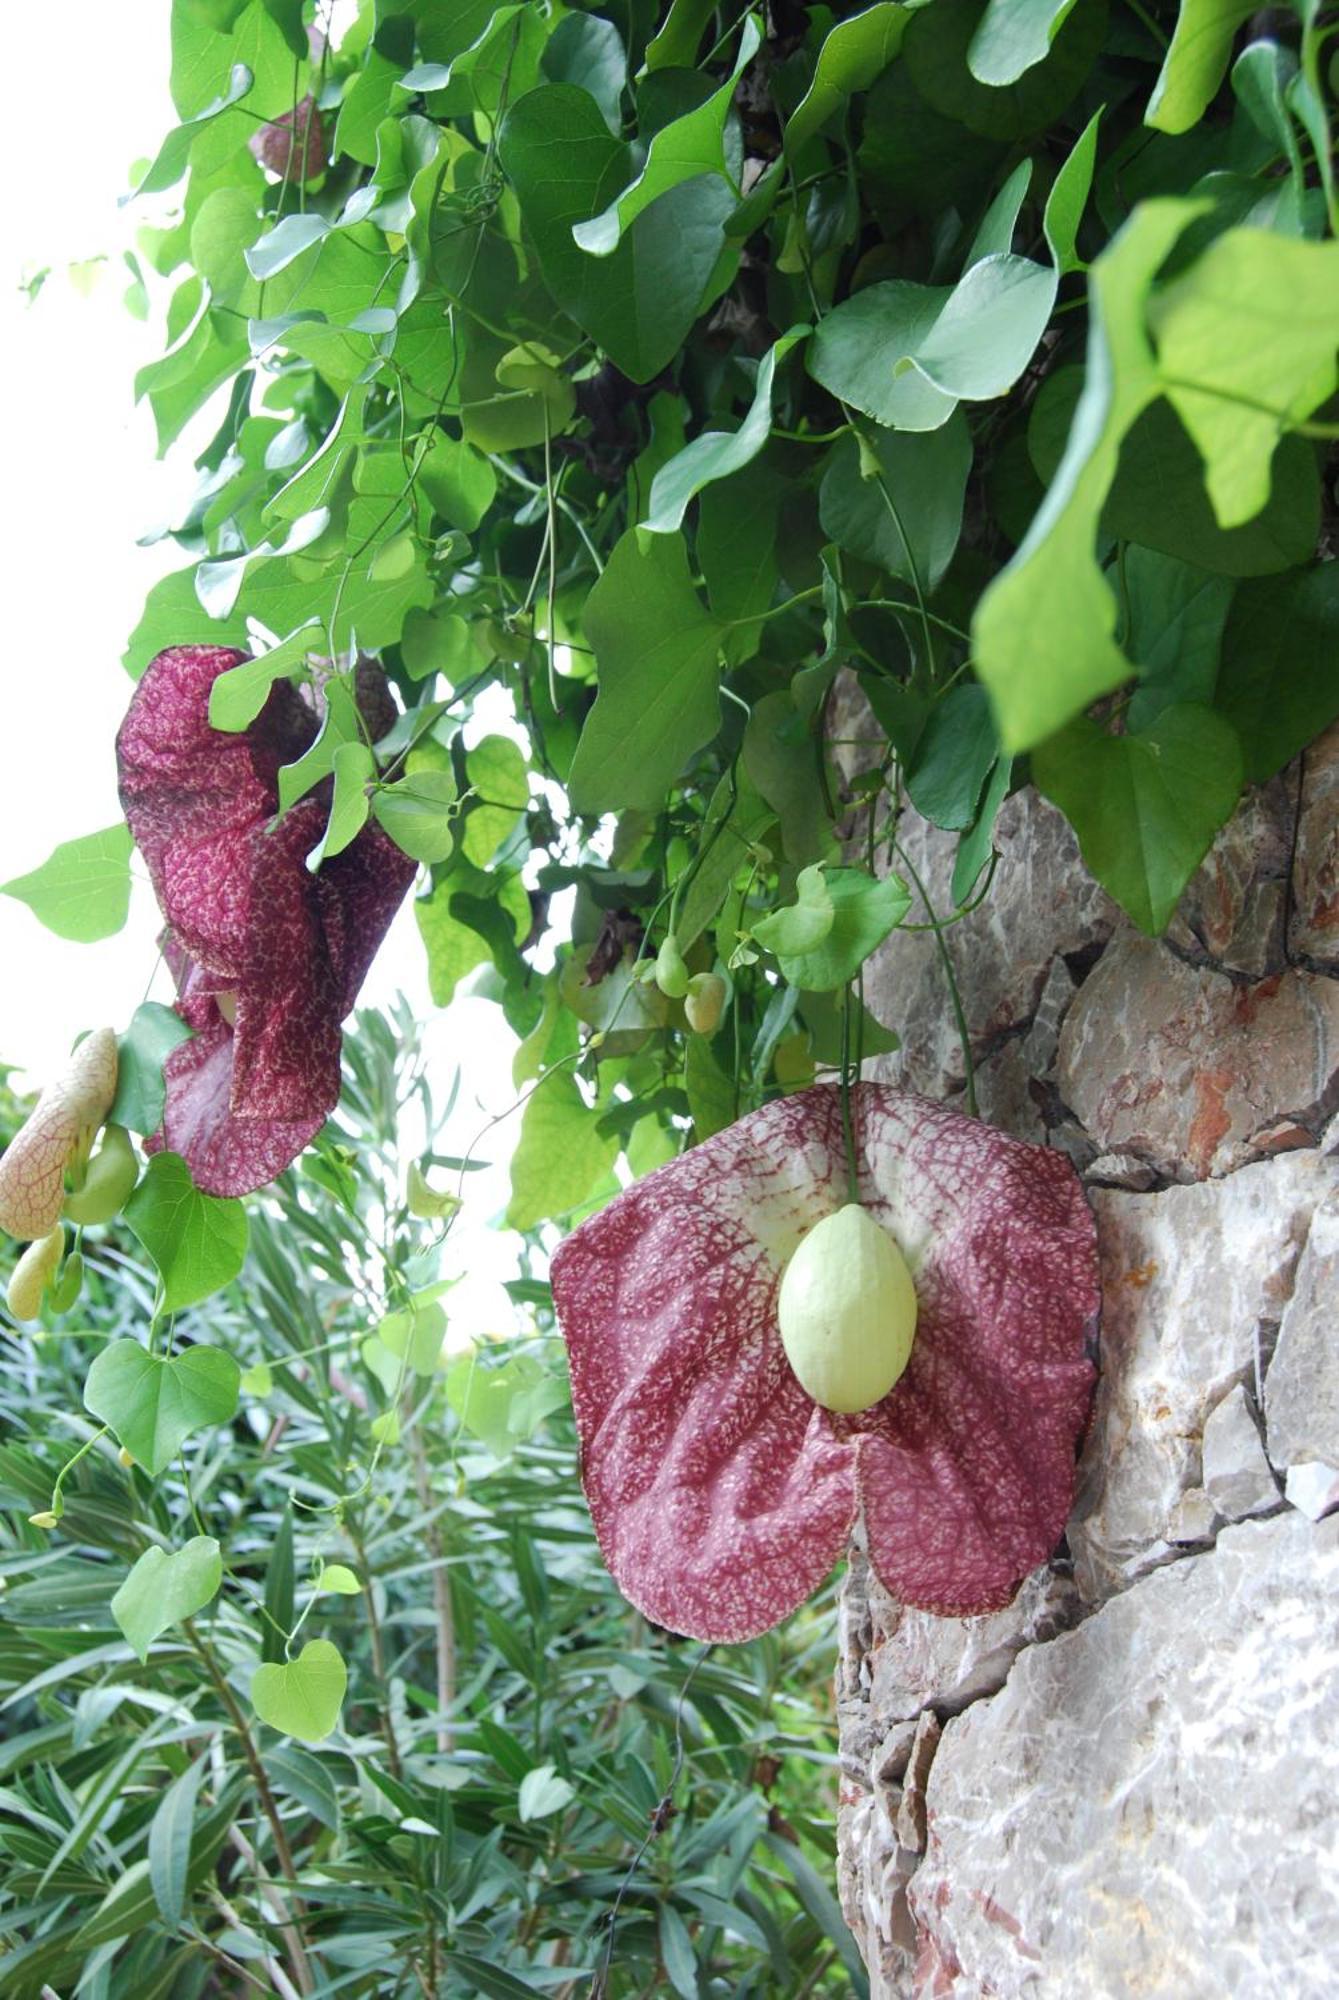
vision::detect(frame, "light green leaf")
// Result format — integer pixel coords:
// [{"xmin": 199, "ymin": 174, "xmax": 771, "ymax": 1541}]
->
[
  {"xmin": 277, "ymin": 677, "xmax": 363, "ymax": 813},
  {"xmin": 110, "ymin": 1003, "xmax": 194, "ymax": 1138},
  {"xmin": 308, "ymin": 740, "xmax": 374, "ymax": 867},
  {"xmin": 518, "ymin": 1763, "xmax": 576, "ymax": 1822},
  {"xmin": 112, "ymin": 1538, "xmax": 223, "ymax": 1661},
  {"xmin": 644, "ymin": 326, "xmax": 808, "ymax": 532},
  {"xmin": 134, "ymin": 62, "xmax": 255, "ymax": 195},
  {"xmin": 573, "ymin": 15, "xmax": 760, "ymax": 254},
  {"xmin": 569, "ymin": 530, "xmax": 724, "ymax": 815},
  {"xmin": 445, "ymin": 1351, "xmax": 568, "ymax": 1455},
  {"xmin": 1042, "ymin": 107, "xmax": 1101, "ymax": 274},
  {"xmin": 251, "ymin": 1639, "xmax": 347, "ymax": 1743},
  {"xmin": 373, "ymin": 769, "xmax": 458, "ymax": 863},
  {"xmin": 376, "ymin": 1297, "xmax": 446, "ymax": 1376},
  {"xmin": 753, "ymin": 865, "xmax": 835, "ymax": 956},
  {"xmin": 207, "ymin": 621, "xmax": 320, "ymax": 731},
  {"xmin": 148, "ymin": 1754, "xmax": 209, "ymax": 1932},
  {"xmin": 498, "ymin": 86, "xmax": 734, "ymax": 382},
  {"xmin": 819, "ymin": 414, "xmax": 971, "ymax": 590},
  {"xmin": 246, "ymin": 212, "xmax": 330, "ymax": 280},
  {"xmin": 770, "ymin": 867, "xmax": 911, "ymax": 989},
  {"xmin": 1151, "ymin": 230, "xmax": 1339, "ymax": 529},
  {"xmin": 974, "ymin": 198, "xmax": 1203, "ymax": 753},
  {"xmin": 317, "ymin": 1563, "xmax": 362, "ymax": 1595},
  {"xmin": 677, "ymin": 765, "xmax": 776, "ymax": 949},
  {"xmin": 1146, "ymin": 0, "xmax": 1255, "ymax": 136},
  {"xmin": 84, "ymin": 1339, "xmax": 241, "ymax": 1476},
  {"xmin": 418, "ymin": 431, "xmax": 497, "ymax": 530},
  {"xmin": 122, "ymin": 1151, "xmax": 250, "ymax": 1315},
  {"xmin": 2, "ymin": 824, "xmax": 133, "ymax": 943},
  {"xmin": 968, "ymin": 0, "xmax": 1080, "ymax": 86},
  {"xmin": 507, "ymin": 1073, "xmax": 619, "ymax": 1230},
  {"xmin": 463, "ymin": 736, "xmax": 529, "ymax": 863},
  {"xmin": 1214, "ymin": 563, "xmax": 1339, "ymax": 782},
  {"xmin": 1033, "ymin": 703, "xmax": 1243, "ymax": 933},
  {"xmin": 785, "ymin": 4, "xmax": 910, "ymax": 154}
]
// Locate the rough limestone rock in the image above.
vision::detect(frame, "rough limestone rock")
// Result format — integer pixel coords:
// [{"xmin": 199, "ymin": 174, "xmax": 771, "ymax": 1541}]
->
[
  {"xmin": 1290, "ymin": 720, "xmax": 1339, "ymax": 967},
  {"xmin": 837, "ymin": 774, "xmax": 1339, "ymax": 1996},
  {"xmin": 908, "ymin": 1515, "xmax": 1339, "ymax": 1999},
  {"xmin": 1056, "ymin": 936, "xmax": 1339, "ymax": 1178},
  {"xmin": 1167, "ymin": 774, "xmax": 1294, "ymax": 978},
  {"xmin": 1069, "ymin": 1155, "xmax": 1325, "ymax": 1599},
  {"xmin": 862, "ymin": 790, "xmax": 1119, "ymax": 1099},
  {"xmin": 1200, "ymin": 1383, "xmax": 1277, "ymax": 1520},
  {"xmin": 1265, "ymin": 1192, "xmax": 1339, "ymax": 1473},
  {"xmin": 1285, "ymin": 1461, "xmax": 1339, "ymax": 1521}
]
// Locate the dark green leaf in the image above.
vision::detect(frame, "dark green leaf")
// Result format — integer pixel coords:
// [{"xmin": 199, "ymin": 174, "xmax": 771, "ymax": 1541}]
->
[
  {"xmin": 819, "ymin": 416, "xmax": 971, "ymax": 590},
  {"xmin": 1214, "ymin": 563, "xmax": 1339, "ymax": 782},
  {"xmin": 498, "ymin": 86, "xmax": 734, "ymax": 382},
  {"xmin": 1033, "ymin": 703, "xmax": 1243, "ymax": 932}
]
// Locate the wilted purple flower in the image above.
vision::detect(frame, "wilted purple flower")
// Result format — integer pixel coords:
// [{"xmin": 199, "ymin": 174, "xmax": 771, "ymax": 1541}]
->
[
  {"xmin": 116, "ymin": 645, "xmax": 414, "ymax": 1196},
  {"xmin": 551, "ymin": 1085, "xmax": 1099, "ymax": 1643}
]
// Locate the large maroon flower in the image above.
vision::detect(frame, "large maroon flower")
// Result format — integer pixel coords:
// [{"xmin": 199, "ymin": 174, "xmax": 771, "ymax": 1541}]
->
[
  {"xmin": 116, "ymin": 645, "xmax": 415, "ymax": 1196},
  {"xmin": 551, "ymin": 1085, "xmax": 1099, "ymax": 1643}
]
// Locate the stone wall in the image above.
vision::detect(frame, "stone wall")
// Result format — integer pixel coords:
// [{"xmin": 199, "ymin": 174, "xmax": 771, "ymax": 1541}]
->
[{"xmin": 835, "ymin": 723, "xmax": 1339, "ymax": 1998}]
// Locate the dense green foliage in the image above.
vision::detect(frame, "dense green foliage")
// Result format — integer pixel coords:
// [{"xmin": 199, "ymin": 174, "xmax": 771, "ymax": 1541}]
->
[
  {"xmin": 2, "ymin": 0, "xmax": 1338, "ymax": 1992},
  {"xmin": 0, "ymin": 1024, "xmax": 860, "ymax": 1995}
]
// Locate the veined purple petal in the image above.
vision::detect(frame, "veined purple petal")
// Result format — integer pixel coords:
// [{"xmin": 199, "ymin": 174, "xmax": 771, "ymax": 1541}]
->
[
  {"xmin": 117, "ymin": 646, "xmax": 415, "ymax": 1196},
  {"xmin": 551, "ymin": 1085, "xmax": 1098, "ymax": 1640},
  {"xmin": 551, "ymin": 1095, "xmax": 859, "ymax": 1643}
]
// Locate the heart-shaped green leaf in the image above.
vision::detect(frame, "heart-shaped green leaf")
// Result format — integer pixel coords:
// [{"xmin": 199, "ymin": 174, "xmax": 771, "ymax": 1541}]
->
[
  {"xmin": 251, "ymin": 1639, "xmax": 347, "ymax": 1743},
  {"xmin": 112, "ymin": 1537, "xmax": 223, "ymax": 1661},
  {"xmin": 1033, "ymin": 703, "xmax": 1243, "ymax": 934},
  {"xmin": 123, "ymin": 1153, "xmax": 249, "ymax": 1315},
  {"xmin": 84, "ymin": 1340, "xmax": 241, "ymax": 1475},
  {"xmin": 753, "ymin": 865, "xmax": 836, "ymax": 957},
  {"xmin": 770, "ymin": 868, "xmax": 912, "ymax": 991}
]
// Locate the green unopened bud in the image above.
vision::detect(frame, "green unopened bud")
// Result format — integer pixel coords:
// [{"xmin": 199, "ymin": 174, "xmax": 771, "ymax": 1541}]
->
[
  {"xmin": 48, "ymin": 1251, "xmax": 84, "ymax": 1314},
  {"xmin": 777, "ymin": 1204, "xmax": 917, "ymax": 1414},
  {"xmin": 63, "ymin": 1125, "xmax": 138, "ymax": 1226},
  {"xmin": 28, "ymin": 1510, "xmax": 59, "ymax": 1531},
  {"xmin": 7, "ymin": 1227, "xmax": 65, "ymax": 1323},
  {"xmin": 406, "ymin": 1160, "xmax": 461, "ymax": 1222},
  {"xmin": 684, "ymin": 972, "xmax": 727, "ymax": 1035},
  {"xmin": 655, "ymin": 936, "xmax": 691, "ymax": 1000}
]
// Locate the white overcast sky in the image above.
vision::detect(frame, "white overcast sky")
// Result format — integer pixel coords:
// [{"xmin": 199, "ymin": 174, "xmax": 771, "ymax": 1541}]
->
[{"xmin": 1, "ymin": 4, "xmax": 527, "ymax": 1321}]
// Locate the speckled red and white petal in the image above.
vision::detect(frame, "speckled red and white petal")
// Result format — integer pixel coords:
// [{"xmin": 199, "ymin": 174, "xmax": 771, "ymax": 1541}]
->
[
  {"xmin": 116, "ymin": 646, "xmax": 415, "ymax": 1197},
  {"xmin": 551, "ymin": 1092, "xmax": 860, "ymax": 1643},
  {"xmin": 551, "ymin": 1085, "xmax": 1099, "ymax": 1641}
]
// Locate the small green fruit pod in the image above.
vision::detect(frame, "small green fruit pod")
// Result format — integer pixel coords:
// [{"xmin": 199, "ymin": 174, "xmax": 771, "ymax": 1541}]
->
[
  {"xmin": 63, "ymin": 1126, "xmax": 138, "ymax": 1226},
  {"xmin": 655, "ymin": 935, "xmax": 691, "ymax": 999},
  {"xmin": 684, "ymin": 971, "xmax": 727, "ymax": 1034},
  {"xmin": 7, "ymin": 1226, "xmax": 66, "ymax": 1324},
  {"xmin": 777, "ymin": 1203, "xmax": 917, "ymax": 1414}
]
